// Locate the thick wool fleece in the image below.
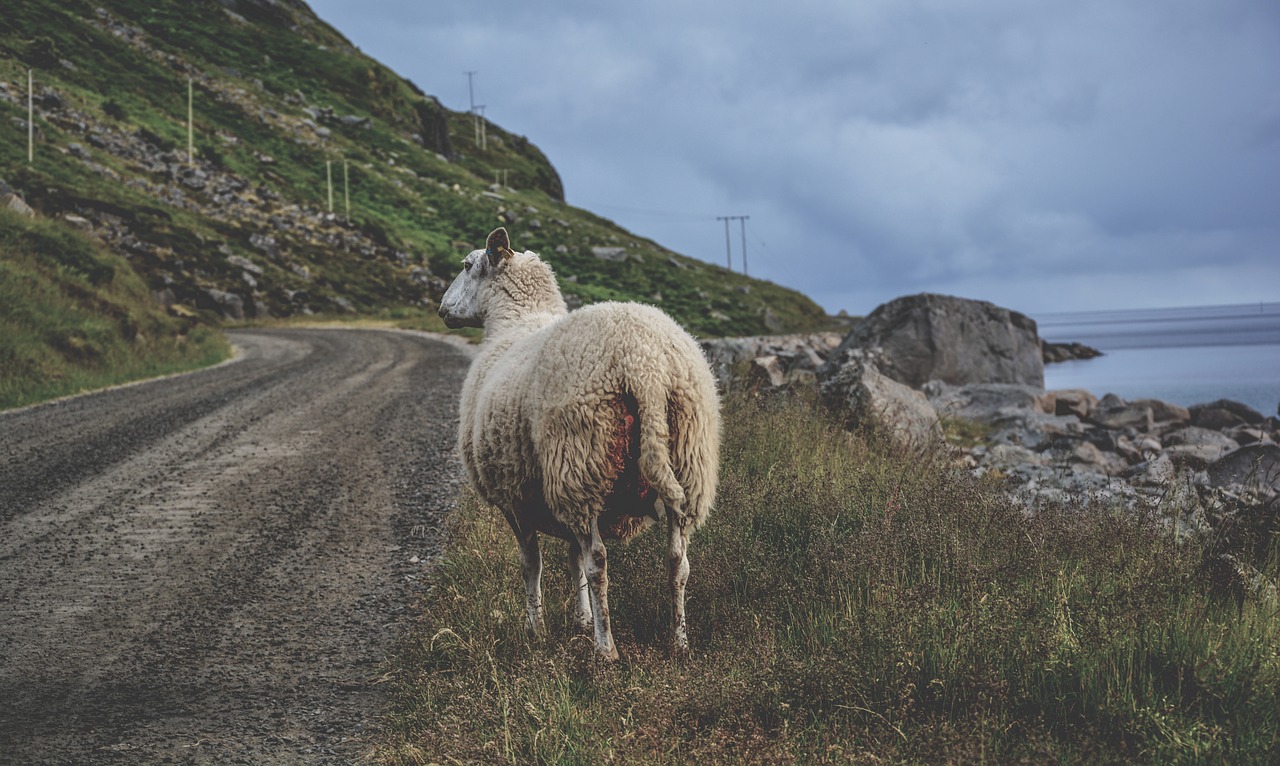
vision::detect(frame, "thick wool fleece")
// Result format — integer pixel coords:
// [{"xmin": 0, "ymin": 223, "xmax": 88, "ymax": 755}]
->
[{"xmin": 458, "ymin": 252, "xmax": 720, "ymax": 538}]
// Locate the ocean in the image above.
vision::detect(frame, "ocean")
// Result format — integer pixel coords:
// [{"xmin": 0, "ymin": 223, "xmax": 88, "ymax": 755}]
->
[{"xmin": 1036, "ymin": 302, "xmax": 1280, "ymax": 417}]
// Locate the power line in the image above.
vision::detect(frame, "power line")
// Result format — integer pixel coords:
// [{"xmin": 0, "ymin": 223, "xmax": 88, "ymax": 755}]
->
[{"xmin": 589, "ymin": 202, "xmax": 715, "ymax": 221}]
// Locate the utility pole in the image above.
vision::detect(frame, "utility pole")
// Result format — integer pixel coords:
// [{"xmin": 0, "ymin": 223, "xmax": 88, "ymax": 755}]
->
[
  {"xmin": 343, "ymin": 159, "xmax": 350, "ymax": 223},
  {"xmin": 27, "ymin": 69, "xmax": 33, "ymax": 164},
  {"xmin": 739, "ymin": 216, "xmax": 750, "ymax": 276},
  {"xmin": 326, "ymin": 159, "xmax": 333, "ymax": 212},
  {"xmin": 187, "ymin": 76, "xmax": 195, "ymax": 166},
  {"xmin": 716, "ymin": 215, "xmax": 749, "ymax": 273},
  {"xmin": 717, "ymin": 216, "xmax": 732, "ymax": 269},
  {"xmin": 474, "ymin": 105, "xmax": 487, "ymax": 150},
  {"xmin": 464, "ymin": 71, "xmax": 477, "ymax": 112}
]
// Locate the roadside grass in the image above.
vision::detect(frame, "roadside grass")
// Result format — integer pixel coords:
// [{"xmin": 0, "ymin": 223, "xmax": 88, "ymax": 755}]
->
[
  {"xmin": 376, "ymin": 392, "xmax": 1280, "ymax": 764},
  {"xmin": 0, "ymin": 208, "xmax": 228, "ymax": 410}
]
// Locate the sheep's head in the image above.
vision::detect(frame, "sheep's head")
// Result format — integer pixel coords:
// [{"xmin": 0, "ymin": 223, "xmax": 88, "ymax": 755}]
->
[{"xmin": 439, "ymin": 227, "xmax": 515, "ymax": 329}]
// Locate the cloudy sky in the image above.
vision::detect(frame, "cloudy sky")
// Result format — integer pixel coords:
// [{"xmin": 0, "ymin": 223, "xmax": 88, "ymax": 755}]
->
[{"xmin": 308, "ymin": 0, "xmax": 1279, "ymax": 317}]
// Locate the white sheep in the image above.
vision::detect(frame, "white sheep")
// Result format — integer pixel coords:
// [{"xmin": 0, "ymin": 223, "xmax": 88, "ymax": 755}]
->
[{"xmin": 438, "ymin": 228, "xmax": 721, "ymax": 659}]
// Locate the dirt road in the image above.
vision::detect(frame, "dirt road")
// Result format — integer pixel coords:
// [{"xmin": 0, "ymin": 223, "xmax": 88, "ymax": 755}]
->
[{"xmin": 0, "ymin": 328, "xmax": 472, "ymax": 764}]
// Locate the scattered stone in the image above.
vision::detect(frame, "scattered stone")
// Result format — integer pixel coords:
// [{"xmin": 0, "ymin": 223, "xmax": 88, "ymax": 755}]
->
[
  {"xmin": 0, "ymin": 179, "xmax": 35, "ymax": 217},
  {"xmin": 1190, "ymin": 399, "xmax": 1266, "ymax": 429},
  {"xmin": 1089, "ymin": 397, "xmax": 1155, "ymax": 432},
  {"xmin": 226, "ymin": 254, "xmax": 262, "ymax": 275},
  {"xmin": 820, "ymin": 358, "xmax": 942, "ymax": 451},
  {"xmin": 591, "ymin": 246, "xmax": 628, "ymax": 262},
  {"xmin": 1165, "ymin": 426, "xmax": 1240, "ymax": 452},
  {"xmin": 929, "ymin": 383, "xmax": 1050, "ymax": 423},
  {"xmin": 749, "ymin": 356, "xmax": 786, "ymax": 389},
  {"xmin": 196, "ymin": 287, "xmax": 245, "ymax": 320},
  {"xmin": 1206, "ymin": 443, "xmax": 1280, "ymax": 495},
  {"xmin": 1051, "ymin": 388, "xmax": 1098, "ymax": 419},
  {"xmin": 1131, "ymin": 398, "xmax": 1191, "ymax": 428}
]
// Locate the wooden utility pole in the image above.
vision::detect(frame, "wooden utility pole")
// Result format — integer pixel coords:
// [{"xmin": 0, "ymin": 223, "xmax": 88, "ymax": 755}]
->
[
  {"xmin": 187, "ymin": 77, "xmax": 194, "ymax": 165},
  {"xmin": 343, "ymin": 160, "xmax": 350, "ymax": 223},
  {"xmin": 28, "ymin": 69, "xmax": 33, "ymax": 164},
  {"xmin": 326, "ymin": 160, "xmax": 333, "ymax": 212}
]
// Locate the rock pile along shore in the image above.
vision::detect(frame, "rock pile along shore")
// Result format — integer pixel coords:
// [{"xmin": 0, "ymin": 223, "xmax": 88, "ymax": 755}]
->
[{"xmin": 702, "ymin": 293, "xmax": 1279, "ymax": 528}]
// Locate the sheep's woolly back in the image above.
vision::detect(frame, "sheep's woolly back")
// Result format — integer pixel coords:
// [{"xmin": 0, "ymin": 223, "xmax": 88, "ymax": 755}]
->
[{"xmin": 457, "ymin": 253, "xmax": 720, "ymax": 538}]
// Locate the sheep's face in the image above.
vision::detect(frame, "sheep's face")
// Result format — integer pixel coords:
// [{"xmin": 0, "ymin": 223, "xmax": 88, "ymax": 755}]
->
[{"xmin": 438, "ymin": 248, "xmax": 493, "ymax": 329}]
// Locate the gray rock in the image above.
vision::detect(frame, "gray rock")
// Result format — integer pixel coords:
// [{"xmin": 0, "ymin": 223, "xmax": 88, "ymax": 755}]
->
[
  {"xmin": 1067, "ymin": 441, "xmax": 1128, "ymax": 475},
  {"xmin": 226, "ymin": 254, "xmax": 263, "ymax": 275},
  {"xmin": 1050, "ymin": 389, "xmax": 1098, "ymax": 419},
  {"xmin": 1089, "ymin": 399, "xmax": 1154, "ymax": 432},
  {"xmin": 1165, "ymin": 444, "xmax": 1235, "ymax": 470},
  {"xmin": 1207, "ymin": 443, "xmax": 1280, "ymax": 495},
  {"xmin": 749, "ymin": 356, "xmax": 786, "ymax": 389},
  {"xmin": 1165, "ymin": 426, "xmax": 1240, "ymax": 451},
  {"xmin": 822, "ymin": 293, "xmax": 1044, "ymax": 388},
  {"xmin": 983, "ymin": 444, "xmax": 1047, "ymax": 468},
  {"xmin": 1129, "ymin": 454, "xmax": 1178, "ymax": 486},
  {"xmin": 591, "ymin": 246, "xmax": 628, "ymax": 262},
  {"xmin": 929, "ymin": 383, "xmax": 1050, "ymax": 424},
  {"xmin": 0, "ymin": 179, "xmax": 35, "ymax": 217},
  {"xmin": 1130, "ymin": 399, "xmax": 1191, "ymax": 427},
  {"xmin": 1190, "ymin": 399, "xmax": 1266, "ymax": 429},
  {"xmin": 196, "ymin": 288, "xmax": 244, "ymax": 320},
  {"xmin": 820, "ymin": 358, "xmax": 942, "ymax": 451}
]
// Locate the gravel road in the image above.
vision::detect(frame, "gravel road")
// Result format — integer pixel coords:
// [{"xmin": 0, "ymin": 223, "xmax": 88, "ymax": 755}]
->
[{"xmin": 0, "ymin": 328, "xmax": 473, "ymax": 764}]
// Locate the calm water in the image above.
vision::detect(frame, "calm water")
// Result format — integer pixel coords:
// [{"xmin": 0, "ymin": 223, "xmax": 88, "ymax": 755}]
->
[{"xmin": 1037, "ymin": 302, "xmax": 1280, "ymax": 416}]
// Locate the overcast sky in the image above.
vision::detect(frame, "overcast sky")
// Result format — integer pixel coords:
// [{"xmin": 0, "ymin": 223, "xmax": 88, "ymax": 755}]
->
[{"xmin": 308, "ymin": 0, "xmax": 1279, "ymax": 317}]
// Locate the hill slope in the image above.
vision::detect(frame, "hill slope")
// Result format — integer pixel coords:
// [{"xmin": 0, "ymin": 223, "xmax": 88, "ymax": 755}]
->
[{"xmin": 0, "ymin": 0, "xmax": 829, "ymax": 337}]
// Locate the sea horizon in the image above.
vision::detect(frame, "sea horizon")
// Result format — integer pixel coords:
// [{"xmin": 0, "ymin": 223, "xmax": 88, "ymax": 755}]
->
[{"xmin": 1035, "ymin": 301, "xmax": 1280, "ymax": 416}]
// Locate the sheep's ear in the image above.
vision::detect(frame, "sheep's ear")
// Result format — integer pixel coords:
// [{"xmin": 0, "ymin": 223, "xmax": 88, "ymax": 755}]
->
[{"xmin": 486, "ymin": 227, "xmax": 513, "ymax": 268}]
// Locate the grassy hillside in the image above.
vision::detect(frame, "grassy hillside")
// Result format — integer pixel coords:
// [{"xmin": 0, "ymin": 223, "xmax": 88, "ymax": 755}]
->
[
  {"xmin": 0, "ymin": 0, "xmax": 829, "ymax": 338},
  {"xmin": 376, "ymin": 393, "xmax": 1280, "ymax": 764},
  {"xmin": 0, "ymin": 207, "xmax": 227, "ymax": 409}
]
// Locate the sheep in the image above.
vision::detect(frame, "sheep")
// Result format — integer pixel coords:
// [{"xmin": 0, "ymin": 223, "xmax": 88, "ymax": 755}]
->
[{"xmin": 438, "ymin": 227, "xmax": 721, "ymax": 659}]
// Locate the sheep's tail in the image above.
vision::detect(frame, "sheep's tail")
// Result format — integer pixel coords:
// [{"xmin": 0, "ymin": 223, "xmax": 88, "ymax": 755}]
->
[{"xmin": 635, "ymin": 387, "xmax": 686, "ymax": 514}]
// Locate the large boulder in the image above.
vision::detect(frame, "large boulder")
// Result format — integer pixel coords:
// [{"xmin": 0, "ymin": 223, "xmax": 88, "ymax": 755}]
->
[
  {"xmin": 820, "ymin": 357, "xmax": 942, "ymax": 451},
  {"xmin": 822, "ymin": 293, "xmax": 1044, "ymax": 389}
]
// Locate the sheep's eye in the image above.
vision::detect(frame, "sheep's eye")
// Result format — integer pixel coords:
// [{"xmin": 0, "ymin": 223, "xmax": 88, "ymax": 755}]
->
[{"xmin": 463, "ymin": 261, "xmax": 472, "ymax": 272}]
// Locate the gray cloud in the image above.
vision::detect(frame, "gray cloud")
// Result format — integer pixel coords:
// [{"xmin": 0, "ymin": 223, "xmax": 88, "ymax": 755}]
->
[{"xmin": 310, "ymin": 0, "xmax": 1280, "ymax": 315}]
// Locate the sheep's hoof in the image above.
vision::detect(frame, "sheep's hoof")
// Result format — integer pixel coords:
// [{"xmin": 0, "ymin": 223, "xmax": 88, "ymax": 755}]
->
[{"xmin": 526, "ymin": 619, "xmax": 547, "ymax": 641}]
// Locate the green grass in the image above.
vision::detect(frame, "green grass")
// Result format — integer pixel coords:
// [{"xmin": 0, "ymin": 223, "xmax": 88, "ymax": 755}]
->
[
  {"xmin": 0, "ymin": 207, "xmax": 229, "ymax": 410},
  {"xmin": 376, "ymin": 393, "xmax": 1280, "ymax": 764}
]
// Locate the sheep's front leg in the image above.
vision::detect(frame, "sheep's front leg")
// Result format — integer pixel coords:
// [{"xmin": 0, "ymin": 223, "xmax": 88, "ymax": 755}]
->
[
  {"xmin": 515, "ymin": 526, "xmax": 545, "ymax": 636},
  {"xmin": 576, "ymin": 520, "xmax": 618, "ymax": 660},
  {"xmin": 567, "ymin": 537, "xmax": 593, "ymax": 632},
  {"xmin": 667, "ymin": 509, "xmax": 692, "ymax": 656}
]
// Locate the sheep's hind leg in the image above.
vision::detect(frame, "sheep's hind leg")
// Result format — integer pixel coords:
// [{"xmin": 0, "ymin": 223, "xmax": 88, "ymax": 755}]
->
[
  {"xmin": 667, "ymin": 507, "xmax": 692, "ymax": 656},
  {"xmin": 567, "ymin": 537, "xmax": 593, "ymax": 632},
  {"xmin": 576, "ymin": 520, "xmax": 619, "ymax": 660},
  {"xmin": 515, "ymin": 526, "xmax": 545, "ymax": 637}
]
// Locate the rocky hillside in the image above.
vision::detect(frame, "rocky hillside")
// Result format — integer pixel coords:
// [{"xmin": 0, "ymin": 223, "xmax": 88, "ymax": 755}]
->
[{"xmin": 0, "ymin": 0, "xmax": 829, "ymax": 337}]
